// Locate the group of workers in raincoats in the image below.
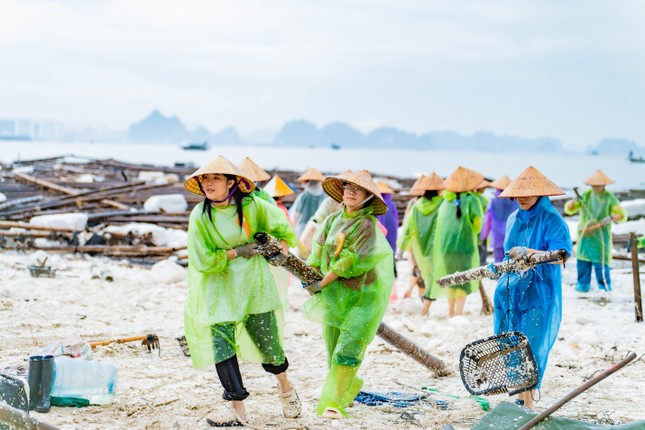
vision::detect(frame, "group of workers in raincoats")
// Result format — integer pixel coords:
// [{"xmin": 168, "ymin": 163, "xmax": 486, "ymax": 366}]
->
[{"xmin": 181, "ymin": 153, "xmax": 628, "ymax": 424}]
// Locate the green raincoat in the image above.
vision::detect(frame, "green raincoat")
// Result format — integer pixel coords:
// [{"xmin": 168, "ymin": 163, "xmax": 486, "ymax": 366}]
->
[
  {"xmin": 431, "ymin": 191, "xmax": 483, "ymax": 298},
  {"xmin": 184, "ymin": 196, "xmax": 297, "ymax": 369},
  {"xmin": 565, "ymin": 189, "xmax": 627, "ymax": 265},
  {"xmin": 252, "ymin": 187, "xmax": 277, "ymax": 205},
  {"xmin": 397, "ymin": 195, "xmax": 443, "ymax": 299},
  {"xmin": 303, "ymin": 206, "xmax": 394, "ymax": 416}
]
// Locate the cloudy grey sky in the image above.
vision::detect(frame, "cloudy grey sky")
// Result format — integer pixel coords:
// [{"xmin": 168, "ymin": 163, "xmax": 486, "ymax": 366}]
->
[{"xmin": 1, "ymin": 0, "xmax": 644, "ymax": 148}]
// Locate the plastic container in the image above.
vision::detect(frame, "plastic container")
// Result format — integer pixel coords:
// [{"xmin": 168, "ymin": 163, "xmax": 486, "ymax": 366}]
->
[
  {"xmin": 0, "ymin": 372, "xmax": 28, "ymax": 411},
  {"xmin": 50, "ymin": 356, "xmax": 117, "ymax": 405}
]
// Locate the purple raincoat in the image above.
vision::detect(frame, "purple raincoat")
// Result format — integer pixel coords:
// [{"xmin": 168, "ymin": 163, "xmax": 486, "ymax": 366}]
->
[
  {"xmin": 481, "ymin": 189, "xmax": 518, "ymax": 262},
  {"xmin": 376, "ymin": 193, "xmax": 399, "ymax": 252}
]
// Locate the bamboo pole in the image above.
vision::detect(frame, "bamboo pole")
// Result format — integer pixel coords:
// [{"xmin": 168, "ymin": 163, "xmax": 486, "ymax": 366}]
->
[
  {"xmin": 11, "ymin": 172, "xmax": 131, "ymax": 211},
  {"xmin": 0, "ymin": 231, "xmax": 71, "ymax": 239},
  {"xmin": 1, "ymin": 181, "xmax": 148, "ymax": 216},
  {"xmin": 93, "ymin": 159, "xmax": 190, "ymax": 174},
  {"xmin": 0, "ymin": 221, "xmax": 77, "ymax": 233},
  {"xmin": 518, "ymin": 352, "xmax": 637, "ymax": 430},
  {"xmin": 630, "ymin": 232, "xmax": 643, "ymax": 323},
  {"xmin": 29, "ymin": 245, "xmax": 185, "ymax": 257},
  {"xmin": 12, "ymin": 171, "xmax": 80, "ymax": 195}
]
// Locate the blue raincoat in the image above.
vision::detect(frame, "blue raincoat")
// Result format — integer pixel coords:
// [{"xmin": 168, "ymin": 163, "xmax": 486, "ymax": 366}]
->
[{"xmin": 493, "ymin": 196, "xmax": 572, "ymax": 387}]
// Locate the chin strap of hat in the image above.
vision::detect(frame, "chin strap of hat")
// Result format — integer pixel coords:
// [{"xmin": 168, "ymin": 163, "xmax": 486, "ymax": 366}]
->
[{"xmin": 211, "ymin": 182, "xmax": 240, "ymax": 203}]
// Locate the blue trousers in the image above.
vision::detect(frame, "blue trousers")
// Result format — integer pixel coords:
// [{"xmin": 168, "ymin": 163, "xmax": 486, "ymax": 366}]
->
[{"xmin": 576, "ymin": 260, "xmax": 611, "ymax": 292}]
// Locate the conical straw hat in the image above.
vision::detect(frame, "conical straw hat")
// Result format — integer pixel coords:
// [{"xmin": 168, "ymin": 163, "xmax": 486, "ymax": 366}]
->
[
  {"xmin": 443, "ymin": 166, "xmax": 484, "ymax": 193},
  {"xmin": 417, "ymin": 172, "xmax": 445, "ymax": 192},
  {"xmin": 499, "ymin": 166, "xmax": 564, "ymax": 198},
  {"xmin": 297, "ymin": 167, "xmax": 326, "ymax": 183},
  {"xmin": 490, "ymin": 175, "xmax": 512, "ymax": 191},
  {"xmin": 184, "ymin": 155, "xmax": 255, "ymax": 196},
  {"xmin": 409, "ymin": 175, "xmax": 427, "ymax": 196},
  {"xmin": 239, "ymin": 157, "xmax": 271, "ymax": 182},
  {"xmin": 263, "ymin": 175, "xmax": 295, "ymax": 198},
  {"xmin": 376, "ymin": 180, "xmax": 395, "ymax": 194},
  {"xmin": 476, "ymin": 179, "xmax": 492, "ymax": 190},
  {"xmin": 323, "ymin": 170, "xmax": 387, "ymax": 215},
  {"xmin": 583, "ymin": 169, "xmax": 615, "ymax": 186}
]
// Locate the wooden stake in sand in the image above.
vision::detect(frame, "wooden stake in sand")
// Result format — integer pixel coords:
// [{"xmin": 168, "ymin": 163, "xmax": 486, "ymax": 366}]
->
[{"xmin": 630, "ymin": 232, "xmax": 643, "ymax": 323}]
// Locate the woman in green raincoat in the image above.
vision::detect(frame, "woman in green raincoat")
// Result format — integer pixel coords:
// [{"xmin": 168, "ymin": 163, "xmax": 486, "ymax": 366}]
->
[
  {"xmin": 183, "ymin": 155, "xmax": 301, "ymax": 425},
  {"xmin": 564, "ymin": 170, "xmax": 627, "ymax": 293},
  {"xmin": 396, "ymin": 173, "xmax": 445, "ymax": 316},
  {"xmin": 303, "ymin": 170, "xmax": 394, "ymax": 418},
  {"xmin": 431, "ymin": 166, "xmax": 484, "ymax": 317}
]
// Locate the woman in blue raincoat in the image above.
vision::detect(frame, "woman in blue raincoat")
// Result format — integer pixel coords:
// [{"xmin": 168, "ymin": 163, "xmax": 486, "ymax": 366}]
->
[{"xmin": 494, "ymin": 166, "xmax": 572, "ymax": 409}]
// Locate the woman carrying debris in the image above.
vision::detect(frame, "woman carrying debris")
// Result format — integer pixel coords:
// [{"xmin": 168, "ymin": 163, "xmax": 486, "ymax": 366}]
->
[
  {"xmin": 303, "ymin": 170, "xmax": 394, "ymax": 418},
  {"xmin": 431, "ymin": 166, "xmax": 484, "ymax": 317},
  {"xmin": 493, "ymin": 166, "xmax": 572, "ymax": 409},
  {"xmin": 183, "ymin": 155, "xmax": 301, "ymax": 426},
  {"xmin": 564, "ymin": 170, "xmax": 626, "ymax": 294},
  {"xmin": 396, "ymin": 173, "xmax": 445, "ymax": 316}
]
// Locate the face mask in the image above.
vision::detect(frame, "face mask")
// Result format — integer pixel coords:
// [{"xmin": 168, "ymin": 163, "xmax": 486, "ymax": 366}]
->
[{"xmin": 306, "ymin": 181, "xmax": 324, "ymax": 195}]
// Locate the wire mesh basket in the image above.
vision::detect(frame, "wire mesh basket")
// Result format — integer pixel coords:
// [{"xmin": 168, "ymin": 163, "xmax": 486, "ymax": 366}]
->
[{"xmin": 459, "ymin": 331, "xmax": 538, "ymax": 396}]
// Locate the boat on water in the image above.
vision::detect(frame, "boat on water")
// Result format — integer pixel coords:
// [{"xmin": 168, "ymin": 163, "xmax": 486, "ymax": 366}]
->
[
  {"xmin": 628, "ymin": 151, "xmax": 645, "ymax": 163},
  {"xmin": 182, "ymin": 141, "xmax": 209, "ymax": 151}
]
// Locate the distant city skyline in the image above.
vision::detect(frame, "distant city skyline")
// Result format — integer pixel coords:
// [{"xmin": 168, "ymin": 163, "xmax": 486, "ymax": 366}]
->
[{"xmin": 1, "ymin": 0, "xmax": 644, "ymax": 149}]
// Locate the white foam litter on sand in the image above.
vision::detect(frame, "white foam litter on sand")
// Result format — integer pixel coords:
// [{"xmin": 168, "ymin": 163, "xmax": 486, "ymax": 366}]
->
[{"xmin": 0, "ymin": 251, "xmax": 644, "ymax": 430}]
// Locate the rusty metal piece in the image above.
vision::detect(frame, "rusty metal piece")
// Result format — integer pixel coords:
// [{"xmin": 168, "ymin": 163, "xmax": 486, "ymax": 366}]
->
[
  {"xmin": 28, "ymin": 265, "xmax": 56, "ymax": 278},
  {"xmin": 176, "ymin": 335, "xmax": 191, "ymax": 357},
  {"xmin": 141, "ymin": 333, "xmax": 161, "ymax": 355}
]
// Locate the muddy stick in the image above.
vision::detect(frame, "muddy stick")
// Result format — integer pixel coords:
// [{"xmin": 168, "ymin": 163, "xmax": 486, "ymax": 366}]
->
[
  {"xmin": 437, "ymin": 249, "xmax": 568, "ymax": 288},
  {"xmin": 253, "ymin": 232, "xmax": 451, "ymax": 376}
]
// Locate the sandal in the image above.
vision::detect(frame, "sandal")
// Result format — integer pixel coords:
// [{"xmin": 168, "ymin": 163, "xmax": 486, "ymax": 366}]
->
[
  {"xmin": 206, "ymin": 406, "xmax": 243, "ymax": 427},
  {"xmin": 206, "ymin": 417, "xmax": 243, "ymax": 427},
  {"xmin": 321, "ymin": 407, "xmax": 343, "ymax": 419},
  {"xmin": 279, "ymin": 385, "xmax": 302, "ymax": 418}
]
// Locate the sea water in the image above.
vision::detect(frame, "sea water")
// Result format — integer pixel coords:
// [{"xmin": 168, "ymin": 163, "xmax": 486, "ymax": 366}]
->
[{"xmin": 1, "ymin": 141, "xmax": 643, "ymax": 190}]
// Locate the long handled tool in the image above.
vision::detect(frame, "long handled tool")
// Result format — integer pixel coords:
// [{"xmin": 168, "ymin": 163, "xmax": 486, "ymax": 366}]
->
[
  {"xmin": 518, "ymin": 351, "xmax": 637, "ymax": 430},
  {"xmin": 89, "ymin": 334, "xmax": 160, "ymax": 355},
  {"xmin": 252, "ymin": 232, "xmax": 452, "ymax": 377},
  {"xmin": 573, "ymin": 187, "xmax": 611, "ymax": 234}
]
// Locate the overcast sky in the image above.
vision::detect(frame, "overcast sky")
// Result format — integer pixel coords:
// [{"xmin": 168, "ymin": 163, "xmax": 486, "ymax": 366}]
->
[{"xmin": 1, "ymin": 0, "xmax": 644, "ymax": 148}]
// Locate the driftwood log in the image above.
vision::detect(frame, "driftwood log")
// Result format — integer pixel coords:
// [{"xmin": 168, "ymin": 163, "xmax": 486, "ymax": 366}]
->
[
  {"xmin": 253, "ymin": 232, "xmax": 451, "ymax": 376},
  {"xmin": 437, "ymin": 249, "xmax": 569, "ymax": 288},
  {"xmin": 253, "ymin": 232, "xmax": 324, "ymax": 285}
]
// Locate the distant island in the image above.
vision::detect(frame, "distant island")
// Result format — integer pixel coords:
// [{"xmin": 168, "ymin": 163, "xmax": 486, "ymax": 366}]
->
[
  {"xmin": 127, "ymin": 110, "xmax": 565, "ymax": 152},
  {"xmin": 1, "ymin": 110, "xmax": 643, "ymax": 155}
]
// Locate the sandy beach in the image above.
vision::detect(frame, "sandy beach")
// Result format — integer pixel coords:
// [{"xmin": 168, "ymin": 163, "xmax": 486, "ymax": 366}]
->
[{"xmin": 1, "ymin": 244, "xmax": 644, "ymax": 430}]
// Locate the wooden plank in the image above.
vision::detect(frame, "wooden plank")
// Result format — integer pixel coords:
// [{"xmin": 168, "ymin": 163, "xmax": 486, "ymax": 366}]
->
[{"xmin": 630, "ymin": 232, "xmax": 643, "ymax": 322}]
